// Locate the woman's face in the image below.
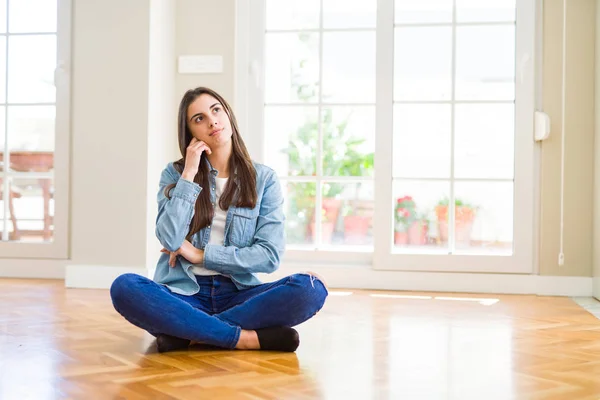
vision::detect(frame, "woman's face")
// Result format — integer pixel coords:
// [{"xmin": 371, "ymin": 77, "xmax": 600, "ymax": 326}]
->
[{"xmin": 186, "ymin": 93, "xmax": 233, "ymax": 149}]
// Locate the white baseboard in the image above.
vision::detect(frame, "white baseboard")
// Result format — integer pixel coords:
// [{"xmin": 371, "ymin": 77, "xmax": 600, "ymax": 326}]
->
[
  {"xmin": 0, "ymin": 258, "xmax": 66, "ymax": 279},
  {"xmin": 261, "ymin": 264, "xmax": 594, "ymax": 297},
  {"xmin": 593, "ymin": 277, "xmax": 600, "ymax": 300},
  {"xmin": 59, "ymin": 263, "xmax": 594, "ymax": 296},
  {"xmin": 65, "ymin": 265, "xmax": 149, "ymax": 289}
]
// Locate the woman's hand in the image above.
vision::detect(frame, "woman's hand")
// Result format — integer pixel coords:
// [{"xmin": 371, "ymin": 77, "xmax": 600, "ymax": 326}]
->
[
  {"xmin": 182, "ymin": 138, "xmax": 212, "ymax": 181},
  {"xmin": 161, "ymin": 240, "xmax": 205, "ymax": 267}
]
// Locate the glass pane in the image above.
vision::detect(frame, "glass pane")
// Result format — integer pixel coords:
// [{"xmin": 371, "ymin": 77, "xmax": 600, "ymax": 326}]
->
[
  {"xmin": 395, "ymin": 27, "xmax": 452, "ymax": 101},
  {"xmin": 322, "ymin": 32, "xmax": 375, "ymax": 103},
  {"xmin": 392, "ymin": 181, "xmax": 449, "ymax": 250},
  {"xmin": 0, "ymin": 37, "xmax": 6, "ymax": 103},
  {"xmin": 7, "ymin": 178, "xmax": 54, "ymax": 242},
  {"xmin": 456, "ymin": 0, "xmax": 516, "ymax": 23},
  {"xmin": 264, "ymin": 106, "xmax": 318, "ymax": 177},
  {"xmin": 395, "ymin": 0, "xmax": 452, "ymax": 24},
  {"xmin": 323, "ymin": 0, "xmax": 376, "ymax": 29},
  {"xmin": 0, "ymin": 0, "xmax": 6, "ymax": 33},
  {"xmin": 322, "ymin": 182, "xmax": 374, "ymax": 246},
  {"xmin": 8, "ymin": 35, "xmax": 56, "ymax": 103},
  {"xmin": 265, "ymin": 33, "xmax": 319, "ymax": 104},
  {"xmin": 9, "ymin": 0, "xmax": 57, "ymax": 33},
  {"xmin": 0, "ymin": 105, "xmax": 5, "ymax": 175},
  {"xmin": 455, "ymin": 26, "xmax": 515, "ymax": 101},
  {"xmin": 322, "ymin": 107, "xmax": 374, "ymax": 178},
  {"xmin": 393, "ymin": 104, "xmax": 451, "ymax": 178},
  {"xmin": 0, "ymin": 177, "xmax": 8, "ymax": 239},
  {"xmin": 455, "ymin": 104, "xmax": 514, "ymax": 179},
  {"xmin": 0, "ymin": 106, "xmax": 5, "ymax": 151},
  {"xmin": 8, "ymin": 105, "xmax": 55, "ymax": 149},
  {"xmin": 266, "ymin": 0, "xmax": 319, "ymax": 31},
  {"xmin": 284, "ymin": 181, "xmax": 316, "ymax": 246},
  {"xmin": 453, "ymin": 182, "xmax": 513, "ymax": 254},
  {"xmin": 7, "ymin": 106, "xmax": 54, "ymax": 173}
]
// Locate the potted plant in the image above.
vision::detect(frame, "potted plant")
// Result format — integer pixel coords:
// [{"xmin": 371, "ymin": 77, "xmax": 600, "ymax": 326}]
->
[
  {"xmin": 394, "ymin": 196, "xmax": 417, "ymax": 245},
  {"xmin": 434, "ymin": 197, "xmax": 477, "ymax": 246}
]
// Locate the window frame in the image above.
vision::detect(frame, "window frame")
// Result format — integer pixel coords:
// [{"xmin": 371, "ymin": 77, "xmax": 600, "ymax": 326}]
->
[
  {"xmin": 235, "ymin": 0, "xmax": 537, "ymax": 273},
  {"xmin": 0, "ymin": 0, "xmax": 71, "ymax": 259}
]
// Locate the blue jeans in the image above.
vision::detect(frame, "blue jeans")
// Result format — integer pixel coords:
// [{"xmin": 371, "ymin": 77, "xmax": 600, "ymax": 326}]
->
[{"xmin": 110, "ymin": 273, "xmax": 328, "ymax": 349}]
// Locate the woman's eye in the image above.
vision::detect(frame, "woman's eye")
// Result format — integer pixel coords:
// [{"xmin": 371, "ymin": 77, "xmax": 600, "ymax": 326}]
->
[
  {"xmin": 213, "ymin": 107, "xmax": 221, "ymax": 113},
  {"xmin": 195, "ymin": 116, "xmax": 203, "ymax": 122}
]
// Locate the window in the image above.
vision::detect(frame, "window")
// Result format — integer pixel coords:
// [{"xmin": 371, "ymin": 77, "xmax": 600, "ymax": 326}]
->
[
  {"xmin": 238, "ymin": 0, "xmax": 535, "ymax": 273},
  {"xmin": 0, "ymin": 0, "xmax": 71, "ymax": 258},
  {"xmin": 261, "ymin": 0, "xmax": 377, "ymax": 252}
]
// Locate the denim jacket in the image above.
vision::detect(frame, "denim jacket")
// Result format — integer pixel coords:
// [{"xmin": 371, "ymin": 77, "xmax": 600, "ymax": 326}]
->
[{"xmin": 152, "ymin": 159, "xmax": 286, "ymax": 295}]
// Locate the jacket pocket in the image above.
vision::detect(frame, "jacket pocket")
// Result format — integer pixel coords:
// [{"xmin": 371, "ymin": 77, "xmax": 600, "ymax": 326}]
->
[{"xmin": 229, "ymin": 207, "xmax": 259, "ymax": 247}]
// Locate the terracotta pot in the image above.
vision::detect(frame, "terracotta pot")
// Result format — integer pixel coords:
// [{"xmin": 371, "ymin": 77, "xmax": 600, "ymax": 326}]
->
[
  {"xmin": 435, "ymin": 205, "xmax": 475, "ymax": 245},
  {"xmin": 310, "ymin": 221, "xmax": 334, "ymax": 244},
  {"xmin": 322, "ymin": 198, "xmax": 342, "ymax": 223},
  {"xmin": 408, "ymin": 221, "xmax": 428, "ymax": 245},
  {"xmin": 343, "ymin": 215, "xmax": 370, "ymax": 244},
  {"xmin": 394, "ymin": 231, "xmax": 408, "ymax": 245}
]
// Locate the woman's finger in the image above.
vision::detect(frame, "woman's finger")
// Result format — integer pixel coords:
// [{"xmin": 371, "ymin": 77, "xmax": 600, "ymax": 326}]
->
[
  {"xmin": 169, "ymin": 252, "xmax": 176, "ymax": 267},
  {"xmin": 191, "ymin": 140, "xmax": 205, "ymax": 150}
]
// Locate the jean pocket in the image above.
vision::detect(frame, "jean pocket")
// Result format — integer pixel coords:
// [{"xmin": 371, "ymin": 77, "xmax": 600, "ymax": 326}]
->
[{"xmin": 229, "ymin": 207, "xmax": 259, "ymax": 247}]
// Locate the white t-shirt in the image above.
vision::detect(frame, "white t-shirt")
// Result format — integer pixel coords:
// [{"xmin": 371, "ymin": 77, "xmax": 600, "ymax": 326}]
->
[{"xmin": 192, "ymin": 177, "xmax": 228, "ymax": 276}]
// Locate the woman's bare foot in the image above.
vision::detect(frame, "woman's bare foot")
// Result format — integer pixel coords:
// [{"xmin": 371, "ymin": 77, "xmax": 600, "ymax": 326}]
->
[{"xmin": 235, "ymin": 329, "xmax": 260, "ymax": 350}]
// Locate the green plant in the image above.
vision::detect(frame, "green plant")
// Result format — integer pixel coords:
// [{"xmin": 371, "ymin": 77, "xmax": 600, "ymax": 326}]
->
[
  {"xmin": 283, "ymin": 108, "xmax": 374, "ymax": 198},
  {"xmin": 436, "ymin": 196, "xmax": 476, "ymax": 209}
]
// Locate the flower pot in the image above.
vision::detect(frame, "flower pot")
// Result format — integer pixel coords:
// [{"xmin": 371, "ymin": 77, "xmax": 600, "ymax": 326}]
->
[
  {"xmin": 394, "ymin": 231, "xmax": 408, "ymax": 245},
  {"xmin": 408, "ymin": 221, "xmax": 428, "ymax": 245},
  {"xmin": 435, "ymin": 205, "xmax": 475, "ymax": 246},
  {"xmin": 322, "ymin": 198, "xmax": 342, "ymax": 224},
  {"xmin": 343, "ymin": 215, "xmax": 370, "ymax": 244},
  {"xmin": 310, "ymin": 221, "xmax": 334, "ymax": 244},
  {"xmin": 304, "ymin": 198, "xmax": 342, "ymax": 242}
]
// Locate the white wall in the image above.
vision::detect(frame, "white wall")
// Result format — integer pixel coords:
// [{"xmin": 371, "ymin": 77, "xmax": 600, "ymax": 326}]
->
[
  {"xmin": 70, "ymin": 0, "xmax": 151, "ymax": 268},
  {"xmin": 540, "ymin": 0, "xmax": 596, "ymax": 277},
  {"xmin": 175, "ymin": 0, "xmax": 236, "ymax": 103}
]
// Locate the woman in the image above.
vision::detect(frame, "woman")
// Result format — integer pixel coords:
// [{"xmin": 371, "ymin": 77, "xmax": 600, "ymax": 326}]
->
[{"xmin": 110, "ymin": 87, "xmax": 328, "ymax": 353}]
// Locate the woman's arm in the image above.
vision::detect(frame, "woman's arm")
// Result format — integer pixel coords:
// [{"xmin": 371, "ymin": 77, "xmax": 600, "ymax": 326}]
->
[
  {"xmin": 155, "ymin": 165, "xmax": 201, "ymax": 252},
  {"xmin": 203, "ymin": 169, "xmax": 285, "ymax": 275}
]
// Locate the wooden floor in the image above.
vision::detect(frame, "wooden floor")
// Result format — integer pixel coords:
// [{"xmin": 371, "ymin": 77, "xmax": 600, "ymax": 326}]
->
[{"xmin": 2, "ymin": 279, "xmax": 600, "ymax": 400}]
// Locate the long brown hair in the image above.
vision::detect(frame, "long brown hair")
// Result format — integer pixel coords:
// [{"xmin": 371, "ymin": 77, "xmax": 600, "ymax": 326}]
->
[{"xmin": 164, "ymin": 87, "xmax": 257, "ymax": 240}]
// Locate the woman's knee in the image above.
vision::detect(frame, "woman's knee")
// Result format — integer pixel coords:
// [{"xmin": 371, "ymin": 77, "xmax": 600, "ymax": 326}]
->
[
  {"xmin": 110, "ymin": 273, "xmax": 146, "ymax": 305},
  {"xmin": 293, "ymin": 272, "xmax": 329, "ymax": 305},
  {"xmin": 304, "ymin": 271, "xmax": 328, "ymax": 290}
]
